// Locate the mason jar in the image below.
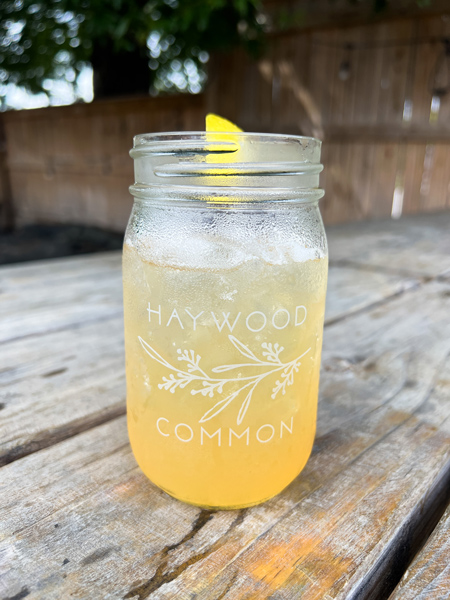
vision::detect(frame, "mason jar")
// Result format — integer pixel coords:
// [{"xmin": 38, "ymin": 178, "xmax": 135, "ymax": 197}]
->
[{"xmin": 123, "ymin": 131, "xmax": 328, "ymax": 509}]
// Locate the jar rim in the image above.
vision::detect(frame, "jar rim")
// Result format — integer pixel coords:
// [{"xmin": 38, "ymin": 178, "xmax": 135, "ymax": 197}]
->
[
  {"xmin": 130, "ymin": 131, "xmax": 324, "ymax": 206},
  {"xmin": 132, "ymin": 131, "xmax": 322, "ymax": 154}
]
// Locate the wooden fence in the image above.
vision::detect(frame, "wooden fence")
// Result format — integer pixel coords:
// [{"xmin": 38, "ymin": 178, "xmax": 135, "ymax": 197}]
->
[
  {"xmin": 1, "ymin": 12, "xmax": 450, "ymax": 231},
  {"xmin": 207, "ymin": 13, "xmax": 450, "ymax": 224},
  {"xmin": 0, "ymin": 95, "xmax": 204, "ymax": 231}
]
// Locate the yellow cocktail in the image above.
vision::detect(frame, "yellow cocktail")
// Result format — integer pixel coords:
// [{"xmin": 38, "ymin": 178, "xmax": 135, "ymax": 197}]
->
[{"xmin": 124, "ymin": 119, "xmax": 327, "ymax": 508}]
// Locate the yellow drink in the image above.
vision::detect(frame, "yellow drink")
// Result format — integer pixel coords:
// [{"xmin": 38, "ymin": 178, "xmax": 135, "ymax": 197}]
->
[{"xmin": 123, "ymin": 239, "xmax": 327, "ymax": 509}]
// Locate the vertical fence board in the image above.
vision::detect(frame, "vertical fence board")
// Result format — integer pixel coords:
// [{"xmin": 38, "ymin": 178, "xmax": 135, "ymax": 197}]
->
[
  {"xmin": 411, "ymin": 18, "xmax": 443, "ymax": 127},
  {"xmin": 403, "ymin": 143, "xmax": 426, "ymax": 214},
  {"xmin": 424, "ymin": 144, "xmax": 450, "ymax": 211},
  {"xmin": 378, "ymin": 21, "xmax": 413, "ymax": 126},
  {"xmin": 371, "ymin": 143, "xmax": 400, "ymax": 218},
  {"xmin": 309, "ymin": 30, "xmax": 335, "ymax": 129},
  {"xmin": 352, "ymin": 24, "xmax": 385, "ymax": 126}
]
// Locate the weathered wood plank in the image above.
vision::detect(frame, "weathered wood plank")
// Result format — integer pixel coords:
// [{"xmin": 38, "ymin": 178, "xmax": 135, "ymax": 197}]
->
[
  {"xmin": 409, "ymin": 17, "xmax": 443, "ymax": 129},
  {"xmin": 0, "ymin": 252, "xmax": 122, "ymax": 343},
  {"xmin": 402, "ymin": 143, "xmax": 428, "ymax": 214},
  {"xmin": 0, "ymin": 250, "xmax": 121, "ymax": 284},
  {"xmin": 375, "ymin": 21, "xmax": 413, "ymax": 127},
  {"xmin": 389, "ymin": 503, "xmax": 450, "ymax": 600},
  {"xmin": 0, "ymin": 250, "xmax": 416, "ymax": 469},
  {"xmin": 325, "ymin": 265, "xmax": 417, "ymax": 325},
  {"xmin": 1, "ymin": 279, "xmax": 449, "ymax": 600},
  {"xmin": 0, "ymin": 317, "xmax": 125, "ymax": 466},
  {"xmin": 1, "ymin": 248, "xmax": 416, "ymax": 344},
  {"xmin": 328, "ymin": 211, "xmax": 450, "ymax": 277}
]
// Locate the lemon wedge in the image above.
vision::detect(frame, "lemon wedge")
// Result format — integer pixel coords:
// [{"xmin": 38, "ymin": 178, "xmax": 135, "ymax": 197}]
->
[
  {"xmin": 204, "ymin": 114, "xmax": 242, "ymax": 200},
  {"xmin": 206, "ymin": 113, "xmax": 243, "ymax": 133}
]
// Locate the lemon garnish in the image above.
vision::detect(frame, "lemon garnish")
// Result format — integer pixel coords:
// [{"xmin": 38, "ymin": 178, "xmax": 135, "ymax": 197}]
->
[
  {"xmin": 206, "ymin": 113, "xmax": 243, "ymax": 133},
  {"xmin": 204, "ymin": 114, "xmax": 242, "ymax": 201}
]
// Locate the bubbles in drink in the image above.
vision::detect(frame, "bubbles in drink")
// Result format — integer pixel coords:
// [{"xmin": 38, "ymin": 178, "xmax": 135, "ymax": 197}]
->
[{"xmin": 123, "ymin": 228, "xmax": 327, "ymax": 508}]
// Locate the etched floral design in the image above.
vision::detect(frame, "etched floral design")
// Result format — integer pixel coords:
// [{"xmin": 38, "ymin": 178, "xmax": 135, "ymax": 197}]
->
[{"xmin": 138, "ymin": 335, "xmax": 311, "ymax": 426}]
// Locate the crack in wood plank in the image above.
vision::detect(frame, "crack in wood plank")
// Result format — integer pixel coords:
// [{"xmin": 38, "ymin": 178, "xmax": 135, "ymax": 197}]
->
[
  {"xmin": 122, "ymin": 510, "xmax": 244, "ymax": 600},
  {"xmin": 0, "ymin": 403, "xmax": 126, "ymax": 467},
  {"xmin": 81, "ymin": 545, "xmax": 121, "ymax": 566},
  {"xmin": 211, "ymin": 572, "xmax": 240, "ymax": 600},
  {"xmin": 324, "ymin": 280, "xmax": 421, "ymax": 327},
  {"xmin": 148, "ymin": 338, "xmax": 450, "ymax": 600},
  {"xmin": 1, "ymin": 587, "xmax": 30, "ymax": 600}
]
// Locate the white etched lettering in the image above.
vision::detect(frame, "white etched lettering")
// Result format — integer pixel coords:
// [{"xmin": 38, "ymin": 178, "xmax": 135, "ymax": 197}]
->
[
  {"xmin": 229, "ymin": 427, "xmax": 250, "ymax": 446},
  {"xmin": 295, "ymin": 305, "xmax": 307, "ymax": 326},
  {"xmin": 246, "ymin": 311, "xmax": 267, "ymax": 332},
  {"xmin": 175, "ymin": 423, "xmax": 193, "ymax": 442},
  {"xmin": 280, "ymin": 417, "xmax": 294, "ymax": 437},
  {"xmin": 272, "ymin": 308, "xmax": 291, "ymax": 330},
  {"xmin": 166, "ymin": 308, "xmax": 184, "ymax": 329},
  {"xmin": 200, "ymin": 427, "xmax": 221, "ymax": 446},
  {"xmin": 185, "ymin": 309, "xmax": 204, "ymax": 331},
  {"xmin": 154, "ymin": 417, "xmax": 295, "ymax": 445},
  {"xmin": 211, "ymin": 311, "xmax": 241, "ymax": 333},
  {"xmin": 147, "ymin": 303, "xmax": 161, "ymax": 325},
  {"xmin": 256, "ymin": 424, "xmax": 275, "ymax": 443},
  {"xmin": 156, "ymin": 417, "xmax": 170, "ymax": 437}
]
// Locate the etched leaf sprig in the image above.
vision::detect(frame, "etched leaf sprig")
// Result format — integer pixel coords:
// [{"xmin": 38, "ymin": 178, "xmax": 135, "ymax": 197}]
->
[
  {"xmin": 261, "ymin": 342, "xmax": 284, "ymax": 364},
  {"xmin": 138, "ymin": 335, "xmax": 311, "ymax": 426},
  {"xmin": 271, "ymin": 348, "xmax": 310, "ymax": 399},
  {"xmin": 176, "ymin": 348, "xmax": 207, "ymax": 376}
]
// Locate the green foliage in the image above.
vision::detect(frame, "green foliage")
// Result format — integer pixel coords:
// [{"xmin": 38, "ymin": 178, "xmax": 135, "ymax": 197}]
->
[
  {"xmin": 0, "ymin": 0, "xmax": 265, "ymax": 100},
  {"xmin": 0, "ymin": 0, "xmax": 434, "ymax": 102},
  {"xmin": 0, "ymin": 0, "xmax": 88, "ymax": 95}
]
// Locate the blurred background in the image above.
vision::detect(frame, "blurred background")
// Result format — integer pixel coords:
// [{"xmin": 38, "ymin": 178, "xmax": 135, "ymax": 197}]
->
[{"xmin": 0, "ymin": 0, "xmax": 449, "ymax": 263}]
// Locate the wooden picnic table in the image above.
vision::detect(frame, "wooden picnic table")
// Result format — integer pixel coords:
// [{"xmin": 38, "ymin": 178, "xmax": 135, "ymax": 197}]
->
[{"xmin": 1, "ymin": 211, "xmax": 450, "ymax": 600}]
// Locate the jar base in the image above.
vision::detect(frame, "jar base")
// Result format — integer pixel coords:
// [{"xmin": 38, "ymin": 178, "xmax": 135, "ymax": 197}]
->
[{"xmin": 156, "ymin": 482, "xmax": 288, "ymax": 510}]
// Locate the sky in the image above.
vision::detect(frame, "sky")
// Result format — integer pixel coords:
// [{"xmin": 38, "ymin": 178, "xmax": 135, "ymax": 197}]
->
[{"xmin": 1, "ymin": 66, "xmax": 94, "ymax": 110}]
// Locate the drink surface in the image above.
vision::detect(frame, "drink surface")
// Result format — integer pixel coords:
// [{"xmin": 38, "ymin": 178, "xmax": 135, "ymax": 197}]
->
[{"xmin": 123, "ymin": 229, "xmax": 328, "ymax": 509}]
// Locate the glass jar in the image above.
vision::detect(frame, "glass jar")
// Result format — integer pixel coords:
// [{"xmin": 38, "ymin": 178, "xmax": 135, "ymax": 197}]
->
[{"xmin": 123, "ymin": 132, "xmax": 327, "ymax": 509}]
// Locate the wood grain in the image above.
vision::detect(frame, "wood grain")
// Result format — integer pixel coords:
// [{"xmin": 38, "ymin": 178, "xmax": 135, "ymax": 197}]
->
[
  {"xmin": 0, "ymin": 317, "xmax": 126, "ymax": 466},
  {"xmin": 0, "ymin": 234, "xmax": 418, "ymax": 469},
  {"xmin": 0, "ymin": 252, "xmax": 123, "ymax": 343},
  {"xmin": 325, "ymin": 265, "xmax": 417, "ymax": 325},
  {"xmin": 327, "ymin": 211, "xmax": 450, "ymax": 277},
  {"xmin": 1, "ymin": 272, "xmax": 449, "ymax": 599},
  {"xmin": 389, "ymin": 503, "xmax": 450, "ymax": 600}
]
